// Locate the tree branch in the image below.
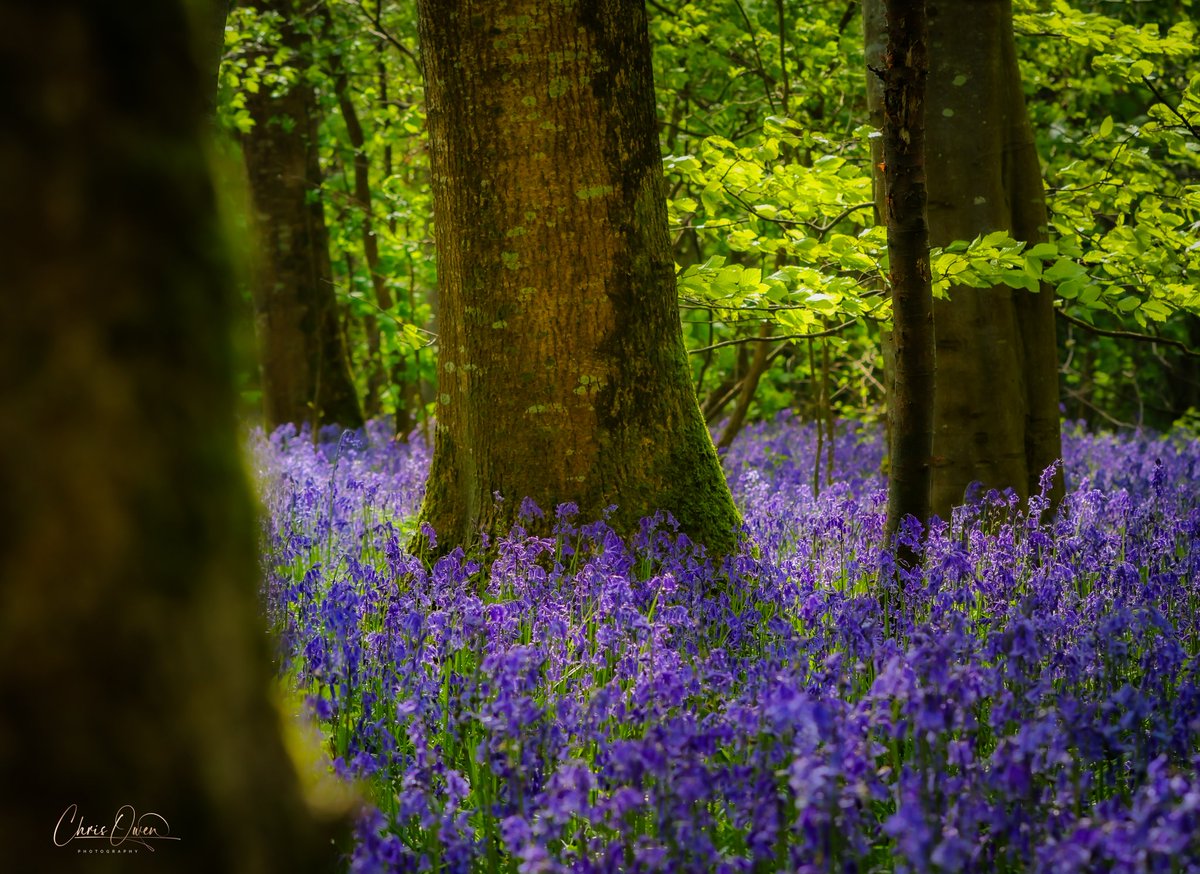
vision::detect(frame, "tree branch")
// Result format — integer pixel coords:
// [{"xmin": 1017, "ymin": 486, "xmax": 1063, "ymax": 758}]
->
[
  {"xmin": 730, "ymin": 0, "xmax": 777, "ymax": 114},
  {"xmin": 1141, "ymin": 75, "xmax": 1200, "ymax": 141},
  {"xmin": 688, "ymin": 320, "xmax": 855, "ymax": 354},
  {"xmin": 1057, "ymin": 308, "xmax": 1200, "ymax": 358},
  {"xmin": 342, "ymin": 0, "xmax": 419, "ymax": 68}
]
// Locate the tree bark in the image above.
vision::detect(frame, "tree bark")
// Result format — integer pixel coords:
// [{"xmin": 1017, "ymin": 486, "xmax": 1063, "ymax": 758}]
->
[
  {"xmin": 876, "ymin": 0, "xmax": 936, "ymax": 549},
  {"xmin": 0, "ymin": 2, "xmax": 347, "ymax": 869},
  {"xmin": 415, "ymin": 0, "xmax": 741, "ymax": 555},
  {"xmin": 241, "ymin": 0, "xmax": 363, "ymax": 431},
  {"xmin": 866, "ymin": 0, "xmax": 1065, "ymax": 520}
]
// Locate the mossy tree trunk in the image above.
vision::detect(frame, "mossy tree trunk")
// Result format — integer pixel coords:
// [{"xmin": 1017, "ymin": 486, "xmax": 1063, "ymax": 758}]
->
[
  {"xmin": 866, "ymin": 0, "xmax": 1065, "ymax": 520},
  {"xmin": 241, "ymin": 0, "xmax": 363, "ymax": 431},
  {"xmin": 0, "ymin": 2, "xmax": 346, "ymax": 869},
  {"xmin": 415, "ymin": 0, "xmax": 740, "ymax": 555}
]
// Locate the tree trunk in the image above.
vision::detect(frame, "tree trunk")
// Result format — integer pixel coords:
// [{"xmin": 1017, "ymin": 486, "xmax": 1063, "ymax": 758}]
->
[
  {"xmin": 703, "ymin": 342, "xmax": 752, "ymax": 424},
  {"xmin": 1166, "ymin": 315, "xmax": 1200, "ymax": 422},
  {"xmin": 717, "ymin": 322, "xmax": 773, "ymax": 450},
  {"xmin": 241, "ymin": 0, "xmax": 363, "ymax": 431},
  {"xmin": 867, "ymin": 0, "xmax": 1064, "ymax": 520},
  {"xmin": 0, "ymin": 2, "xmax": 347, "ymax": 870},
  {"xmin": 875, "ymin": 0, "xmax": 936, "ymax": 548},
  {"xmin": 326, "ymin": 15, "xmax": 414, "ymax": 430},
  {"xmin": 415, "ymin": 0, "xmax": 741, "ymax": 555}
]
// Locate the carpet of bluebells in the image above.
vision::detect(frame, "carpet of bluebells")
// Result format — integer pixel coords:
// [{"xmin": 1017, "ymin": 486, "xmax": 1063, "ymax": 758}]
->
[{"xmin": 253, "ymin": 415, "xmax": 1200, "ymax": 873}]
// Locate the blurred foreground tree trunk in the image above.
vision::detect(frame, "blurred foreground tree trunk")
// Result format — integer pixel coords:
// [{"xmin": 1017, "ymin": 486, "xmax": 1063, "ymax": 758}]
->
[
  {"xmin": 241, "ymin": 0, "xmax": 363, "ymax": 431},
  {"xmin": 0, "ymin": 2, "xmax": 348, "ymax": 869},
  {"xmin": 416, "ymin": 0, "xmax": 740, "ymax": 555},
  {"xmin": 867, "ymin": 0, "xmax": 1065, "ymax": 520}
]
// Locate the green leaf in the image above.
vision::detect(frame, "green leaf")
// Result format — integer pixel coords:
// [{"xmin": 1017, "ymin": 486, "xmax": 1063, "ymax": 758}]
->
[
  {"xmin": 1139, "ymin": 299, "xmax": 1172, "ymax": 321},
  {"xmin": 1057, "ymin": 276, "xmax": 1086, "ymax": 300},
  {"xmin": 1130, "ymin": 59, "xmax": 1154, "ymax": 79},
  {"xmin": 700, "ymin": 183, "xmax": 725, "ymax": 213},
  {"xmin": 807, "ymin": 293, "xmax": 838, "ymax": 312},
  {"xmin": 1001, "ymin": 268, "xmax": 1039, "ymax": 292},
  {"xmin": 1044, "ymin": 258, "xmax": 1087, "ymax": 283},
  {"xmin": 1098, "ymin": 115, "xmax": 1114, "ymax": 138}
]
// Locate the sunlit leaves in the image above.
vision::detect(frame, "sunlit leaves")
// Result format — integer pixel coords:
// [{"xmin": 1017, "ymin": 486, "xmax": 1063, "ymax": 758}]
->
[
  {"xmin": 218, "ymin": 8, "xmax": 300, "ymax": 133},
  {"xmin": 1007, "ymin": 0, "xmax": 1200, "ymax": 337},
  {"xmin": 667, "ymin": 117, "xmax": 882, "ymax": 331}
]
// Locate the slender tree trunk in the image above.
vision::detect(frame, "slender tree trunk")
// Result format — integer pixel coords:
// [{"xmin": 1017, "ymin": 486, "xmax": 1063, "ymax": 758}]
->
[
  {"xmin": 704, "ymin": 343, "xmax": 751, "ymax": 424},
  {"xmin": 241, "ymin": 0, "xmax": 363, "ymax": 431},
  {"xmin": 875, "ymin": 0, "xmax": 935, "ymax": 549},
  {"xmin": 717, "ymin": 322, "xmax": 773, "ymax": 449},
  {"xmin": 333, "ymin": 64, "xmax": 400, "ymax": 422},
  {"xmin": 416, "ymin": 0, "xmax": 740, "ymax": 555},
  {"xmin": 1172, "ymin": 315, "xmax": 1200, "ymax": 418},
  {"xmin": 866, "ymin": 0, "xmax": 1064, "ymax": 520},
  {"xmin": 0, "ymin": 2, "xmax": 347, "ymax": 869}
]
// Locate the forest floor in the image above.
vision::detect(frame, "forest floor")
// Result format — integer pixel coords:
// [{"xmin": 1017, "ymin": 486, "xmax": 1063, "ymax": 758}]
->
[{"xmin": 252, "ymin": 415, "xmax": 1200, "ymax": 873}]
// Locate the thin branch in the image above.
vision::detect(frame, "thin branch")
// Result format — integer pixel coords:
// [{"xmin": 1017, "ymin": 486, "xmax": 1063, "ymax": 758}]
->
[
  {"xmin": 1045, "ymin": 136, "xmax": 1132, "ymax": 195},
  {"xmin": 670, "ymin": 219, "xmax": 756, "ymax": 233},
  {"xmin": 660, "ymin": 119, "xmax": 716, "ymax": 139},
  {"xmin": 703, "ymin": 379, "xmax": 745, "ymax": 425},
  {"xmin": 775, "ymin": 0, "xmax": 789, "ymax": 116},
  {"xmin": 721, "ymin": 188, "xmax": 810, "ymax": 227},
  {"xmin": 1059, "ymin": 384, "xmax": 1139, "ymax": 430},
  {"xmin": 811, "ymin": 201, "xmax": 876, "ymax": 236},
  {"xmin": 1056, "ymin": 308, "xmax": 1200, "ymax": 358},
  {"xmin": 688, "ymin": 320, "xmax": 855, "ymax": 354},
  {"xmin": 730, "ymin": 0, "xmax": 777, "ymax": 114},
  {"xmin": 1141, "ymin": 75, "xmax": 1200, "ymax": 140},
  {"xmin": 851, "ymin": 354, "xmax": 886, "ymax": 395},
  {"xmin": 327, "ymin": 278, "xmax": 438, "ymax": 342},
  {"xmin": 343, "ymin": 0, "xmax": 419, "ymax": 68},
  {"xmin": 722, "ymin": 188, "xmax": 874, "ymax": 236}
]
